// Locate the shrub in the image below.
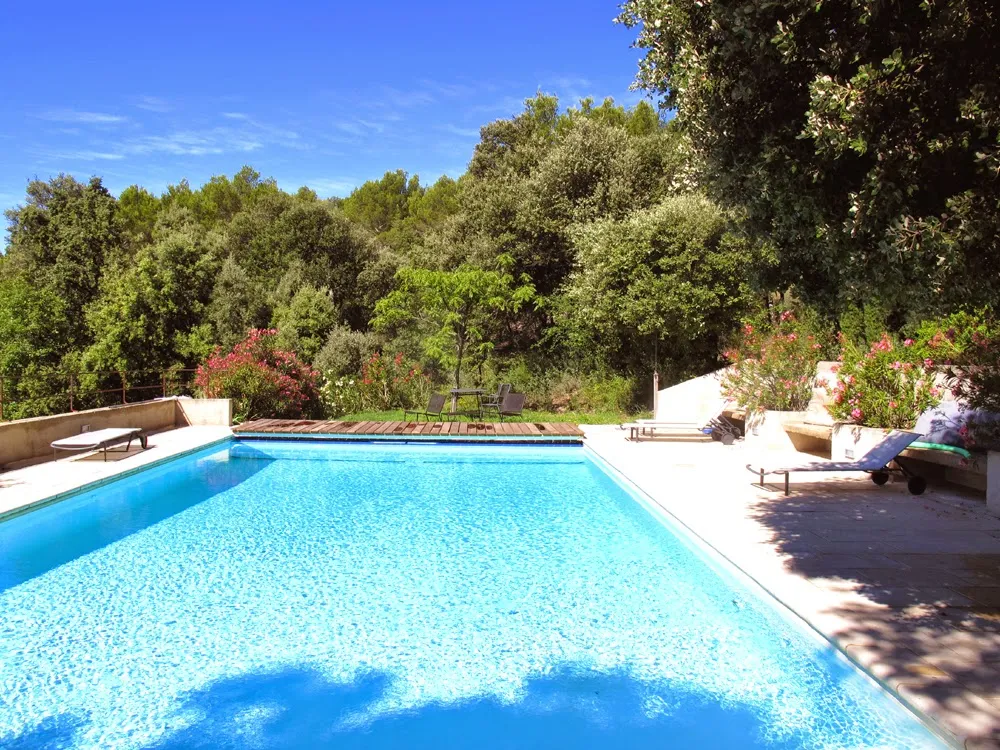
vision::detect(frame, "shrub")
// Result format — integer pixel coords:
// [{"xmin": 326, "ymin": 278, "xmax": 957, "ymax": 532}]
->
[
  {"xmin": 721, "ymin": 310, "xmax": 828, "ymax": 416},
  {"xmin": 313, "ymin": 325, "xmax": 382, "ymax": 377},
  {"xmin": 195, "ymin": 328, "xmax": 321, "ymax": 423},
  {"xmin": 319, "ymin": 376, "xmax": 364, "ymax": 418},
  {"xmin": 357, "ymin": 351, "xmax": 431, "ymax": 411},
  {"xmin": 825, "ymin": 333, "xmax": 941, "ymax": 429}
]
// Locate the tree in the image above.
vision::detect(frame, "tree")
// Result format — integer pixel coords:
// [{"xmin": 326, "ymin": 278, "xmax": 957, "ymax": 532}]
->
[
  {"xmin": 618, "ymin": 0, "xmax": 1000, "ymax": 316},
  {"xmin": 341, "ymin": 170, "xmax": 421, "ymax": 234},
  {"xmin": 84, "ymin": 215, "xmax": 220, "ymax": 372},
  {"xmin": 373, "ymin": 265, "xmax": 536, "ymax": 387},
  {"xmin": 4, "ymin": 175, "xmax": 123, "ymax": 352},
  {"xmin": 272, "ymin": 285, "xmax": 337, "ymax": 363},
  {"xmin": 207, "ymin": 256, "xmax": 270, "ymax": 348},
  {"xmin": 558, "ymin": 195, "xmax": 764, "ymax": 380}
]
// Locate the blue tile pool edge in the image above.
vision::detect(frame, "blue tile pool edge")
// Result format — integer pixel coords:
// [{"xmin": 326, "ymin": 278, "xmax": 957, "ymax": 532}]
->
[
  {"xmin": 582, "ymin": 444, "xmax": 960, "ymax": 749},
  {"xmin": 0, "ymin": 434, "xmax": 235, "ymax": 524}
]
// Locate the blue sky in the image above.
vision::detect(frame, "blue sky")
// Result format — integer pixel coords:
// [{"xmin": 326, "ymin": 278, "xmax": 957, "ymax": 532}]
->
[{"xmin": 0, "ymin": 1, "xmax": 649, "ymax": 220}]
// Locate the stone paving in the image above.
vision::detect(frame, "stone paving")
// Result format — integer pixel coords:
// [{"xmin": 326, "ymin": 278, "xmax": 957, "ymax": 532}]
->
[
  {"xmin": 584, "ymin": 425, "xmax": 1000, "ymax": 749},
  {"xmin": 0, "ymin": 425, "xmax": 231, "ymax": 519}
]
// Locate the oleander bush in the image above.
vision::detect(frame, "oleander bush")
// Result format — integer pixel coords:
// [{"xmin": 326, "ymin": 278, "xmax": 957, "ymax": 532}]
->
[
  {"xmin": 355, "ymin": 351, "xmax": 431, "ymax": 412},
  {"xmin": 825, "ymin": 333, "xmax": 940, "ymax": 429},
  {"xmin": 195, "ymin": 328, "xmax": 321, "ymax": 423},
  {"xmin": 721, "ymin": 310, "xmax": 829, "ymax": 416}
]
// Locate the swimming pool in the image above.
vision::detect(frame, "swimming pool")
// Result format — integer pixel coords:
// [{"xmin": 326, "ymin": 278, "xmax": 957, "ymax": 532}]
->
[{"xmin": 0, "ymin": 439, "xmax": 948, "ymax": 749}]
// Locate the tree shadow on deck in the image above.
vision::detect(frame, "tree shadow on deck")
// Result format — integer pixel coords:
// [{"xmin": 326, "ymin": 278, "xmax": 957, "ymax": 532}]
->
[{"xmin": 746, "ymin": 477, "xmax": 1000, "ymax": 740}]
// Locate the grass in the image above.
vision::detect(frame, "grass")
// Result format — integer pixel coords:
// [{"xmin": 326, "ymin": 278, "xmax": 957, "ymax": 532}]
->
[{"xmin": 338, "ymin": 409, "xmax": 650, "ymax": 425}]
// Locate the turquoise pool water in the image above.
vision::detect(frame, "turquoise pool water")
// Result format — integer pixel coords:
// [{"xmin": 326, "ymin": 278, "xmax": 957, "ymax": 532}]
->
[{"xmin": 0, "ymin": 440, "xmax": 947, "ymax": 749}]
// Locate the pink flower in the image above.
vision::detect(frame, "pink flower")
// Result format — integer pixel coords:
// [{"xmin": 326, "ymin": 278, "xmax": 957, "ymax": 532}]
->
[
  {"xmin": 787, "ymin": 333, "xmax": 798, "ymax": 342},
  {"xmin": 924, "ymin": 359, "xmax": 934, "ymax": 368},
  {"xmin": 780, "ymin": 310, "xmax": 794, "ymax": 322},
  {"xmin": 851, "ymin": 408, "xmax": 863, "ymax": 420},
  {"xmin": 891, "ymin": 361, "xmax": 902, "ymax": 370},
  {"xmin": 889, "ymin": 401, "xmax": 897, "ymax": 409},
  {"xmin": 744, "ymin": 324, "xmax": 754, "ymax": 335},
  {"xmin": 904, "ymin": 338, "xmax": 914, "ymax": 347}
]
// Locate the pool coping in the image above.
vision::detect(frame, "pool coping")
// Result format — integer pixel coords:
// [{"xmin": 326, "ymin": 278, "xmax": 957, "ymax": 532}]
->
[
  {"xmin": 583, "ymin": 444, "xmax": 960, "ymax": 749},
  {"xmin": 0, "ymin": 434, "xmax": 234, "ymax": 523}
]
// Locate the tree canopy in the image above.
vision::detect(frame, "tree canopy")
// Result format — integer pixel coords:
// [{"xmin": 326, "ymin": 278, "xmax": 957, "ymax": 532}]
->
[{"xmin": 618, "ymin": 0, "xmax": 1000, "ymax": 317}]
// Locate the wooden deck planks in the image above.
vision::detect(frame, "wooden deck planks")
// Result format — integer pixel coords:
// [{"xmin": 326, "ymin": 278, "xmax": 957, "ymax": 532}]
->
[{"xmin": 234, "ymin": 417, "xmax": 583, "ymax": 438}]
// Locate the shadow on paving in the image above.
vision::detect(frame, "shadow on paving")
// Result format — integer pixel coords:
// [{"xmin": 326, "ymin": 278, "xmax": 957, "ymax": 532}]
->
[{"xmin": 746, "ymin": 477, "xmax": 1000, "ymax": 741}]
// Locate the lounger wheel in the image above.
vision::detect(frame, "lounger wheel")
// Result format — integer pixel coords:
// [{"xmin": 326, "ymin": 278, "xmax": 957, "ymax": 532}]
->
[
  {"xmin": 907, "ymin": 476, "xmax": 927, "ymax": 495},
  {"xmin": 720, "ymin": 432, "xmax": 735, "ymax": 446},
  {"xmin": 870, "ymin": 471, "xmax": 889, "ymax": 486}
]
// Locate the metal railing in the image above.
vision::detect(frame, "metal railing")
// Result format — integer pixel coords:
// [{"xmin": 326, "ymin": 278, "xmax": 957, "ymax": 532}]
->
[{"xmin": 0, "ymin": 369, "xmax": 198, "ymax": 422}]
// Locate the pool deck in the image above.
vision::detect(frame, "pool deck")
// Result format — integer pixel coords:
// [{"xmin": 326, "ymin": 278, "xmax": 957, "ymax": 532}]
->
[
  {"xmin": 233, "ymin": 418, "xmax": 585, "ymax": 440},
  {"xmin": 0, "ymin": 425, "xmax": 231, "ymax": 520},
  {"xmin": 585, "ymin": 425, "xmax": 1000, "ymax": 749},
  {"xmin": 4, "ymin": 421, "xmax": 1000, "ymax": 745}
]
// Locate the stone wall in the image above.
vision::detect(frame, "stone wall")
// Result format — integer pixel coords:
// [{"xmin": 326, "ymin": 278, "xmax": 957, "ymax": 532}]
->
[{"xmin": 0, "ymin": 398, "xmax": 231, "ymax": 468}]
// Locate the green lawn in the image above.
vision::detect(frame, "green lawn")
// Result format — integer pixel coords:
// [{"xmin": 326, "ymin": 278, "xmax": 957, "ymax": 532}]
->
[{"xmin": 338, "ymin": 409, "xmax": 649, "ymax": 425}]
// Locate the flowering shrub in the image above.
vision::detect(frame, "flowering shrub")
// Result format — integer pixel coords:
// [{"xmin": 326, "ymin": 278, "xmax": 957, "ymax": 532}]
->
[
  {"xmin": 721, "ymin": 311, "xmax": 827, "ymax": 415},
  {"xmin": 195, "ymin": 329, "xmax": 321, "ymax": 423},
  {"xmin": 358, "ymin": 352, "xmax": 430, "ymax": 411},
  {"xmin": 319, "ymin": 377, "xmax": 364, "ymax": 418},
  {"xmin": 826, "ymin": 333, "xmax": 940, "ymax": 429}
]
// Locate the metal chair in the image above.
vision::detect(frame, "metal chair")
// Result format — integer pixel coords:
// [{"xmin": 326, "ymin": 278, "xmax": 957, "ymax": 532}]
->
[
  {"xmin": 497, "ymin": 392, "xmax": 526, "ymax": 422},
  {"xmin": 404, "ymin": 394, "xmax": 449, "ymax": 422}
]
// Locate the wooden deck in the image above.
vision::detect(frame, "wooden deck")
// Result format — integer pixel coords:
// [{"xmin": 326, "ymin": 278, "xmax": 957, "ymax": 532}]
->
[{"xmin": 233, "ymin": 418, "xmax": 584, "ymax": 440}]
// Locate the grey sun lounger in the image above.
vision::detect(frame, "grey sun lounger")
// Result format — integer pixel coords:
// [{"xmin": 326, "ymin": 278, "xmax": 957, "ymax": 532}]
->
[
  {"xmin": 746, "ymin": 430, "xmax": 925, "ymax": 496},
  {"xmin": 50, "ymin": 427, "xmax": 148, "ymax": 461}
]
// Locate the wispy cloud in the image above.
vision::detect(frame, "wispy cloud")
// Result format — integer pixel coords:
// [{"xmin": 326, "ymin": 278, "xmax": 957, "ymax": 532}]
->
[
  {"xmin": 222, "ymin": 112, "xmax": 250, "ymax": 120},
  {"xmin": 56, "ymin": 150, "xmax": 125, "ymax": 161},
  {"xmin": 135, "ymin": 96, "xmax": 172, "ymax": 113},
  {"xmin": 379, "ymin": 86, "xmax": 436, "ymax": 109},
  {"xmin": 419, "ymin": 79, "xmax": 477, "ymax": 98},
  {"xmin": 334, "ymin": 119, "xmax": 386, "ymax": 137},
  {"xmin": 37, "ymin": 109, "xmax": 127, "ymax": 124},
  {"xmin": 123, "ymin": 128, "xmax": 261, "ymax": 156},
  {"xmin": 437, "ymin": 124, "xmax": 480, "ymax": 138}
]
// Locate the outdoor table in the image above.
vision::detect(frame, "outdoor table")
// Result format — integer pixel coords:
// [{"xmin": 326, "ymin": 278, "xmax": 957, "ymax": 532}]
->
[{"xmin": 449, "ymin": 388, "xmax": 484, "ymax": 415}]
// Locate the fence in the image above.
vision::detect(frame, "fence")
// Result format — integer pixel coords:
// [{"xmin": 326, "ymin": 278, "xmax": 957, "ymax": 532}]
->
[{"xmin": 0, "ymin": 369, "xmax": 198, "ymax": 422}]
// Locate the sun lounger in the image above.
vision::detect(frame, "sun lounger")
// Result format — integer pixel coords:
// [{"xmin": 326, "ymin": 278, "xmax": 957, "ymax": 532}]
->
[
  {"xmin": 621, "ymin": 416, "xmax": 741, "ymax": 444},
  {"xmin": 50, "ymin": 427, "xmax": 148, "ymax": 461},
  {"xmin": 746, "ymin": 430, "xmax": 925, "ymax": 495}
]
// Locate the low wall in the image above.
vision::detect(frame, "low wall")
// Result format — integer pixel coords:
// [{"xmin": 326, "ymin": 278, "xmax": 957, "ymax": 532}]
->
[
  {"xmin": 175, "ymin": 398, "xmax": 231, "ymax": 426},
  {"xmin": 655, "ymin": 368, "xmax": 729, "ymax": 422},
  {"xmin": 0, "ymin": 397, "xmax": 231, "ymax": 468}
]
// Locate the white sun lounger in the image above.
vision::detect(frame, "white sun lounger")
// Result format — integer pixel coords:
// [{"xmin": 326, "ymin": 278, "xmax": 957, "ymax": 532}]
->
[
  {"xmin": 50, "ymin": 427, "xmax": 148, "ymax": 462},
  {"xmin": 620, "ymin": 416, "xmax": 741, "ymax": 444},
  {"xmin": 746, "ymin": 430, "xmax": 924, "ymax": 495}
]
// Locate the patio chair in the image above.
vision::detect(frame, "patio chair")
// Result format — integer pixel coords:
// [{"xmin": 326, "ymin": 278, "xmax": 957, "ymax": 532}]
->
[
  {"xmin": 481, "ymin": 383, "xmax": 512, "ymax": 415},
  {"xmin": 497, "ymin": 392, "xmax": 526, "ymax": 422},
  {"xmin": 404, "ymin": 394, "xmax": 449, "ymax": 422},
  {"xmin": 51, "ymin": 427, "xmax": 148, "ymax": 461},
  {"xmin": 746, "ymin": 430, "xmax": 925, "ymax": 496}
]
